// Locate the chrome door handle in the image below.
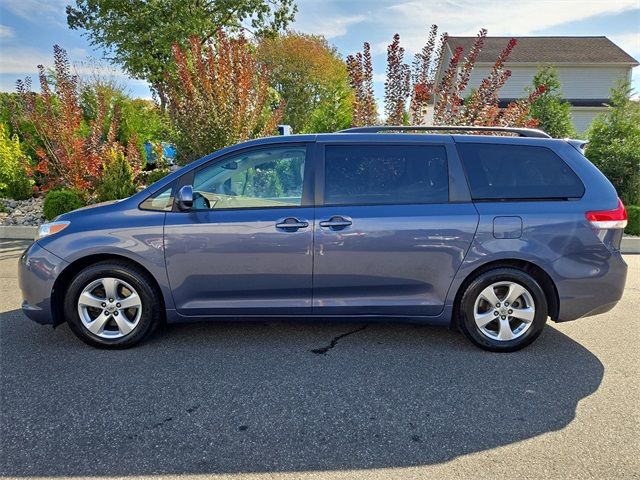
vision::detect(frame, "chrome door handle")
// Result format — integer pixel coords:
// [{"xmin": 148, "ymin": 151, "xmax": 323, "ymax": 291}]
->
[
  {"xmin": 276, "ymin": 218, "xmax": 309, "ymax": 231},
  {"xmin": 319, "ymin": 216, "xmax": 352, "ymax": 229}
]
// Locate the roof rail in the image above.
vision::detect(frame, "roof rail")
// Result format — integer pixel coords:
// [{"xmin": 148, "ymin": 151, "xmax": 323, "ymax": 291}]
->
[{"xmin": 338, "ymin": 125, "xmax": 551, "ymax": 139}]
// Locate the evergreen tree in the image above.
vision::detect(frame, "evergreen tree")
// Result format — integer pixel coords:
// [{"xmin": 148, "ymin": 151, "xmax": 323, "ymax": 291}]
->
[{"xmin": 529, "ymin": 65, "xmax": 576, "ymax": 138}]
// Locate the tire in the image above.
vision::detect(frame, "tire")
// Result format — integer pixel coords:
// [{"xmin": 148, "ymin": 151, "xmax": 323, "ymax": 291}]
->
[
  {"xmin": 63, "ymin": 260, "xmax": 161, "ymax": 348},
  {"xmin": 458, "ymin": 268, "xmax": 548, "ymax": 352}
]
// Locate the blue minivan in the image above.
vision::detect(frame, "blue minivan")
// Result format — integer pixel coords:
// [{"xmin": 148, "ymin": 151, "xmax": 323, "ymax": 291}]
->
[{"xmin": 19, "ymin": 126, "xmax": 628, "ymax": 351}]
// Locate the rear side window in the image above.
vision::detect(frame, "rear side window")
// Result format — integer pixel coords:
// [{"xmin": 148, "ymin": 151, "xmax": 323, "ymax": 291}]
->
[
  {"xmin": 324, "ymin": 145, "xmax": 448, "ymax": 205},
  {"xmin": 458, "ymin": 143, "xmax": 584, "ymax": 200}
]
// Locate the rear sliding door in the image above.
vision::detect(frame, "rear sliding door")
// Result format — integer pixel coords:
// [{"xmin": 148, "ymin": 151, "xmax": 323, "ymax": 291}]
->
[{"xmin": 312, "ymin": 140, "xmax": 479, "ymax": 316}]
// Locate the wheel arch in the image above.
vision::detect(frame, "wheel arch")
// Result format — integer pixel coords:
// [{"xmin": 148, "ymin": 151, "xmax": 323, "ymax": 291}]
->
[
  {"xmin": 51, "ymin": 253, "xmax": 166, "ymax": 327},
  {"xmin": 450, "ymin": 259, "xmax": 559, "ymax": 329}
]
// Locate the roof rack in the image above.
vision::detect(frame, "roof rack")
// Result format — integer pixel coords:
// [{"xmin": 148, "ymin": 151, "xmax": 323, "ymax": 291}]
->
[{"xmin": 338, "ymin": 125, "xmax": 551, "ymax": 139}]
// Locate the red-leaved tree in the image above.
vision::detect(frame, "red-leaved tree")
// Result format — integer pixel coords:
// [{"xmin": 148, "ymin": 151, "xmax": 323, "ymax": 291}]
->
[
  {"xmin": 16, "ymin": 45, "xmax": 139, "ymax": 193},
  {"xmin": 346, "ymin": 42, "xmax": 377, "ymax": 126},
  {"xmin": 165, "ymin": 32, "xmax": 283, "ymax": 164},
  {"xmin": 384, "ymin": 34, "xmax": 411, "ymax": 125},
  {"xmin": 348, "ymin": 26, "xmax": 543, "ymax": 128}
]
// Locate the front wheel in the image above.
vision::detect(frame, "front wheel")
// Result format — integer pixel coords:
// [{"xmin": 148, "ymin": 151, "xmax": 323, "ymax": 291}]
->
[
  {"xmin": 458, "ymin": 268, "xmax": 548, "ymax": 352},
  {"xmin": 63, "ymin": 261, "xmax": 161, "ymax": 348}
]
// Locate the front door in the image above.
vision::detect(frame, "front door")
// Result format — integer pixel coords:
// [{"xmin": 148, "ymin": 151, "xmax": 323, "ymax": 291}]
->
[
  {"xmin": 164, "ymin": 144, "xmax": 314, "ymax": 316},
  {"xmin": 313, "ymin": 142, "xmax": 478, "ymax": 316}
]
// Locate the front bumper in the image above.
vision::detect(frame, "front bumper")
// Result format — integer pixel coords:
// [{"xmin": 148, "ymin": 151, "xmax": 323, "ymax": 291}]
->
[{"xmin": 18, "ymin": 241, "xmax": 69, "ymax": 325}]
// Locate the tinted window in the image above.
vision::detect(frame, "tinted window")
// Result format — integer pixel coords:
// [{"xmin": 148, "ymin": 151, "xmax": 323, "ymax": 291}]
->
[
  {"xmin": 192, "ymin": 146, "xmax": 306, "ymax": 209},
  {"xmin": 324, "ymin": 145, "xmax": 448, "ymax": 205},
  {"xmin": 458, "ymin": 143, "xmax": 584, "ymax": 200}
]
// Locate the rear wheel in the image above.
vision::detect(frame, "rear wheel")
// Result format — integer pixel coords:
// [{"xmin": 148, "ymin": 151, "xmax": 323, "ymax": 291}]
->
[
  {"xmin": 64, "ymin": 261, "xmax": 161, "ymax": 348},
  {"xmin": 458, "ymin": 268, "xmax": 548, "ymax": 352}
]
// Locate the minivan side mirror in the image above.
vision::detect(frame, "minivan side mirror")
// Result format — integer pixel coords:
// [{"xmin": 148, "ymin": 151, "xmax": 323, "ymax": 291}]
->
[{"xmin": 176, "ymin": 185, "xmax": 193, "ymax": 211}]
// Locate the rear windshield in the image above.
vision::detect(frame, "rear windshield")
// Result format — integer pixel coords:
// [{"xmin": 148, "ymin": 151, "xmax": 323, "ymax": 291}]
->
[
  {"xmin": 458, "ymin": 143, "xmax": 585, "ymax": 200},
  {"xmin": 324, "ymin": 144, "xmax": 448, "ymax": 205}
]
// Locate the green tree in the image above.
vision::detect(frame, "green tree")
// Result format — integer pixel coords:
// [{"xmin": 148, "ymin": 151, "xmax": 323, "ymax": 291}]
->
[
  {"xmin": 585, "ymin": 81, "xmax": 640, "ymax": 205},
  {"xmin": 257, "ymin": 33, "xmax": 353, "ymax": 133},
  {"xmin": 66, "ymin": 0, "xmax": 296, "ymax": 109},
  {"xmin": 528, "ymin": 65, "xmax": 576, "ymax": 138}
]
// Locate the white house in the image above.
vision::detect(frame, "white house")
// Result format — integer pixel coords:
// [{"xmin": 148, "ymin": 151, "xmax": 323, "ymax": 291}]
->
[{"xmin": 440, "ymin": 36, "xmax": 639, "ymax": 133}]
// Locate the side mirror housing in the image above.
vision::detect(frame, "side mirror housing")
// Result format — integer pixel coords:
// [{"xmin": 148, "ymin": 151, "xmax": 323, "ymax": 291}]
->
[{"xmin": 176, "ymin": 185, "xmax": 193, "ymax": 211}]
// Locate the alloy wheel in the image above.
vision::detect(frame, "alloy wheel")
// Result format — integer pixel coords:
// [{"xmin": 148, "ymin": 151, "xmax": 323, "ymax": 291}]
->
[
  {"xmin": 472, "ymin": 281, "xmax": 536, "ymax": 341},
  {"xmin": 76, "ymin": 277, "xmax": 143, "ymax": 339}
]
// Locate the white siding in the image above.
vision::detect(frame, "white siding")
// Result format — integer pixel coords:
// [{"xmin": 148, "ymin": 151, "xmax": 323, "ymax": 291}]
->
[
  {"xmin": 570, "ymin": 107, "xmax": 607, "ymax": 134},
  {"xmin": 462, "ymin": 65, "xmax": 630, "ymax": 99}
]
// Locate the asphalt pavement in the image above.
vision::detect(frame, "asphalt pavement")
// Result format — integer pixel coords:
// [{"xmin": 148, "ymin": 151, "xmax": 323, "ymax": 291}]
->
[{"xmin": 0, "ymin": 239, "xmax": 638, "ymax": 480}]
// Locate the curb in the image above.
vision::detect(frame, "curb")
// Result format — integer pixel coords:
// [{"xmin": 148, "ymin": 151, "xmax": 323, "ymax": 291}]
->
[
  {"xmin": 622, "ymin": 236, "xmax": 640, "ymax": 254},
  {"xmin": 0, "ymin": 226, "xmax": 37, "ymax": 240},
  {"xmin": 2, "ymin": 225, "xmax": 640, "ymax": 254}
]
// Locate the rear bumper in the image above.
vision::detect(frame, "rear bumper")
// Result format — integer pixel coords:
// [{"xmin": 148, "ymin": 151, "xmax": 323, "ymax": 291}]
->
[
  {"xmin": 18, "ymin": 241, "xmax": 69, "ymax": 325},
  {"xmin": 553, "ymin": 249, "xmax": 627, "ymax": 322}
]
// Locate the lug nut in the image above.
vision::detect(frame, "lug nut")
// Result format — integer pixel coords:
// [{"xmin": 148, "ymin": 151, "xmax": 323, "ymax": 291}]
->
[
  {"xmin": 504, "ymin": 302, "xmax": 509, "ymax": 306},
  {"xmin": 496, "ymin": 303, "xmax": 501, "ymax": 307},
  {"xmin": 104, "ymin": 310, "xmax": 109, "ymax": 315},
  {"xmin": 109, "ymin": 298, "xmax": 114, "ymax": 302},
  {"xmin": 116, "ymin": 303, "xmax": 121, "ymax": 308},
  {"xmin": 113, "ymin": 311, "xmax": 119, "ymax": 316},
  {"xmin": 101, "ymin": 302, "xmax": 106, "ymax": 307},
  {"xmin": 508, "ymin": 309, "xmax": 513, "ymax": 314},
  {"xmin": 494, "ymin": 311, "xmax": 499, "ymax": 316},
  {"xmin": 501, "ymin": 315, "xmax": 506, "ymax": 320}
]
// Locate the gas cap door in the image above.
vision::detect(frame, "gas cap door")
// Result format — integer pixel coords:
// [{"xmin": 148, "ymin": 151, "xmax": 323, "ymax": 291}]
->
[{"xmin": 493, "ymin": 216, "xmax": 523, "ymax": 239}]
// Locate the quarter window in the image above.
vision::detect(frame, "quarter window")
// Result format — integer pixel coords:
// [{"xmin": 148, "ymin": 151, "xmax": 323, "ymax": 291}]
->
[
  {"xmin": 324, "ymin": 145, "xmax": 449, "ymax": 205},
  {"xmin": 458, "ymin": 143, "xmax": 585, "ymax": 200},
  {"xmin": 139, "ymin": 184, "xmax": 175, "ymax": 211},
  {"xmin": 192, "ymin": 146, "xmax": 306, "ymax": 209}
]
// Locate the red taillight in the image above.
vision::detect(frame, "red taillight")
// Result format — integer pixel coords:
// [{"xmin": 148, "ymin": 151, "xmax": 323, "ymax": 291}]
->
[{"xmin": 586, "ymin": 198, "xmax": 628, "ymax": 229}]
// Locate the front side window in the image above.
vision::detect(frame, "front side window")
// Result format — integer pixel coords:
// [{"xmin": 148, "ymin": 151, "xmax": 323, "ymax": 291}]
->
[
  {"xmin": 324, "ymin": 144, "xmax": 449, "ymax": 205},
  {"xmin": 458, "ymin": 143, "xmax": 585, "ymax": 200},
  {"xmin": 192, "ymin": 146, "xmax": 306, "ymax": 210}
]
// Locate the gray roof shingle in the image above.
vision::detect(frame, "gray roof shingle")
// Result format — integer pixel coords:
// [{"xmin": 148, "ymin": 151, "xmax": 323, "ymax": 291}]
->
[{"xmin": 445, "ymin": 36, "xmax": 639, "ymax": 65}]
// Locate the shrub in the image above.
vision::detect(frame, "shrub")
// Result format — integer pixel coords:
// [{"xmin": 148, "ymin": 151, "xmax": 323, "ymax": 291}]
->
[
  {"xmin": 43, "ymin": 189, "xmax": 85, "ymax": 220},
  {"xmin": 585, "ymin": 81, "xmax": 640, "ymax": 205},
  {"xmin": 0, "ymin": 123, "xmax": 34, "ymax": 200},
  {"xmin": 96, "ymin": 148, "xmax": 136, "ymax": 201},
  {"xmin": 16, "ymin": 45, "xmax": 140, "ymax": 193},
  {"xmin": 165, "ymin": 33, "xmax": 282, "ymax": 164},
  {"xmin": 626, "ymin": 205, "xmax": 640, "ymax": 236}
]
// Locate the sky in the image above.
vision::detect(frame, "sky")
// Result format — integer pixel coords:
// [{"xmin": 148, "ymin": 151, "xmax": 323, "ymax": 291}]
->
[{"xmin": 0, "ymin": 0, "xmax": 638, "ymax": 105}]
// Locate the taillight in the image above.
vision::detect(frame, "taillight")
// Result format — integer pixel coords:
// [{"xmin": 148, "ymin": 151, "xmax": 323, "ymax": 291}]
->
[{"xmin": 586, "ymin": 198, "xmax": 628, "ymax": 229}]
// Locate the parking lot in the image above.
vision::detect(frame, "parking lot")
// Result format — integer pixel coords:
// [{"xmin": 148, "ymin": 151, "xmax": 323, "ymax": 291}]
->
[{"xmin": 0, "ymin": 239, "xmax": 638, "ymax": 480}]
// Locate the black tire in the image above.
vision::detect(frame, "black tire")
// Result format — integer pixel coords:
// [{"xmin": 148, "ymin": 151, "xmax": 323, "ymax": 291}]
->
[
  {"xmin": 458, "ymin": 268, "xmax": 548, "ymax": 352},
  {"xmin": 63, "ymin": 260, "xmax": 161, "ymax": 348}
]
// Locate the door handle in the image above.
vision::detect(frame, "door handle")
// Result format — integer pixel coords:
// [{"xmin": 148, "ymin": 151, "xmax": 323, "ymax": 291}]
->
[
  {"xmin": 276, "ymin": 218, "xmax": 309, "ymax": 231},
  {"xmin": 319, "ymin": 216, "xmax": 352, "ymax": 229}
]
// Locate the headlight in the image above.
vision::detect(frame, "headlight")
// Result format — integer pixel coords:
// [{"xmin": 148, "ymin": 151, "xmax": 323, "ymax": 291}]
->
[{"xmin": 36, "ymin": 221, "xmax": 70, "ymax": 240}]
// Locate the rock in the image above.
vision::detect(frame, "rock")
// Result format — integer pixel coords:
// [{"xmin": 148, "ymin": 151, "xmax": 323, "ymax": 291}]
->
[{"xmin": 0, "ymin": 197, "xmax": 45, "ymax": 226}]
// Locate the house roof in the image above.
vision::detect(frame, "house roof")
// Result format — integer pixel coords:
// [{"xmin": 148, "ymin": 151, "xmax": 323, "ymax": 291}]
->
[{"xmin": 445, "ymin": 36, "xmax": 639, "ymax": 65}]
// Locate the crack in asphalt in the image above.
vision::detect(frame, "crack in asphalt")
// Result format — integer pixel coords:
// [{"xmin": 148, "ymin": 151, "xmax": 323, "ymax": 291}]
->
[{"xmin": 311, "ymin": 324, "xmax": 368, "ymax": 355}]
